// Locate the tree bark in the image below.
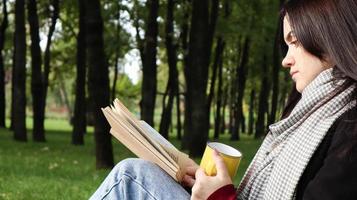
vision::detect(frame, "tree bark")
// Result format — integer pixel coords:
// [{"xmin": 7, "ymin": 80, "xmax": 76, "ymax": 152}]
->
[
  {"xmin": 183, "ymin": 0, "xmax": 212, "ymax": 157},
  {"xmin": 44, "ymin": 0, "xmax": 59, "ymax": 104},
  {"xmin": 179, "ymin": 0, "xmax": 190, "ymax": 72},
  {"xmin": 111, "ymin": 3, "xmax": 121, "ymax": 101},
  {"xmin": 133, "ymin": 0, "xmax": 144, "ymax": 63},
  {"xmin": 176, "ymin": 93, "xmax": 182, "ymax": 140},
  {"xmin": 12, "ymin": 0, "xmax": 27, "ymax": 141},
  {"xmin": 248, "ymin": 89, "xmax": 255, "ymax": 135},
  {"xmin": 140, "ymin": 0, "xmax": 159, "ymax": 126},
  {"xmin": 207, "ymin": 37, "xmax": 224, "ymax": 119},
  {"xmin": 270, "ymin": 0, "xmax": 286, "ymax": 122},
  {"xmin": 158, "ymin": 0, "xmax": 178, "ymax": 139},
  {"xmin": 255, "ymin": 55, "xmax": 270, "ymax": 139},
  {"xmin": 213, "ymin": 46, "xmax": 224, "ymax": 139},
  {"xmin": 72, "ymin": 0, "xmax": 87, "ymax": 145},
  {"xmin": 231, "ymin": 38, "xmax": 250, "ymax": 140},
  {"xmin": 0, "ymin": 0, "xmax": 8, "ymax": 127},
  {"xmin": 177, "ymin": 0, "xmax": 192, "ymax": 142},
  {"xmin": 220, "ymin": 87, "xmax": 228, "ymax": 134},
  {"xmin": 27, "ymin": 0, "xmax": 46, "ymax": 141},
  {"xmin": 269, "ymin": 20, "xmax": 282, "ymax": 125},
  {"xmin": 85, "ymin": 0, "xmax": 114, "ymax": 169}
]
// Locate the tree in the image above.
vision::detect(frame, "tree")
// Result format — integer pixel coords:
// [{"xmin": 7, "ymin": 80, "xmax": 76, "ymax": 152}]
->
[
  {"xmin": 110, "ymin": 2, "xmax": 121, "ymax": 101},
  {"xmin": 248, "ymin": 89, "xmax": 255, "ymax": 135},
  {"xmin": 0, "ymin": 0, "xmax": 8, "ymax": 128},
  {"xmin": 72, "ymin": 0, "xmax": 87, "ymax": 145},
  {"xmin": 158, "ymin": 0, "xmax": 179, "ymax": 139},
  {"xmin": 27, "ymin": 0, "xmax": 46, "ymax": 141},
  {"xmin": 86, "ymin": 0, "xmax": 114, "ymax": 168},
  {"xmin": 183, "ymin": 0, "xmax": 218, "ymax": 156},
  {"xmin": 177, "ymin": 0, "xmax": 191, "ymax": 140},
  {"xmin": 140, "ymin": 0, "xmax": 159, "ymax": 127},
  {"xmin": 208, "ymin": 37, "xmax": 224, "ymax": 127},
  {"xmin": 213, "ymin": 42, "xmax": 225, "ymax": 139},
  {"xmin": 231, "ymin": 37, "xmax": 250, "ymax": 140},
  {"xmin": 12, "ymin": 0, "xmax": 27, "ymax": 141},
  {"xmin": 255, "ymin": 54, "xmax": 270, "ymax": 139},
  {"xmin": 43, "ymin": 0, "xmax": 59, "ymax": 128}
]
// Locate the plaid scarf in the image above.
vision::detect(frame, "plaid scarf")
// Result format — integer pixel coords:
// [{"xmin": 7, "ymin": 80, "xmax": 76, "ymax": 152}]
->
[{"xmin": 237, "ymin": 68, "xmax": 356, "ymax": 200}]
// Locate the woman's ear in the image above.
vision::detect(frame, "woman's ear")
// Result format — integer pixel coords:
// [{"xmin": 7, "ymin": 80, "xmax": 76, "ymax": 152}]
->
[{"xmin": 322, "ymin": 56, "xmax": 335, "ymax": 69}]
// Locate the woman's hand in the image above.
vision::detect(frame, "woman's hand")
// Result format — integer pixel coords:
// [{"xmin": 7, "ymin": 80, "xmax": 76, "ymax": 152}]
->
[
  {"xmin": 181, "ymin": 158, "xmax": 199, "ymax": 188},
  {"xmin": 191, "ymin": 150, "xmax": 233, "ymax": 200}
]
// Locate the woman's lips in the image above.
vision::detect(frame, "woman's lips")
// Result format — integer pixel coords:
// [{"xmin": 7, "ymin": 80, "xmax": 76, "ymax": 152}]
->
[{"xmin": 290, "ymin": 71, "xmax": 298, "ymax": 77}]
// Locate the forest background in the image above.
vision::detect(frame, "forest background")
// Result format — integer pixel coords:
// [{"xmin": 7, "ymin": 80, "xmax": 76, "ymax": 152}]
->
[{"xmin": 0, "ymin": 0, "xmax": 292, "ymax": 199}]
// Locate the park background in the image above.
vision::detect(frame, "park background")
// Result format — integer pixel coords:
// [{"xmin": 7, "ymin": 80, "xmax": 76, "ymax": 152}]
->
[{"xmin": 0, "ymin": 0, "xmax": 292, "ymax": 199}]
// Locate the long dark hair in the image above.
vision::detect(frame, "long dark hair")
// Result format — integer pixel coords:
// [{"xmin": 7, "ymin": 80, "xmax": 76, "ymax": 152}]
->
[{"xmin": 280, "ymin": 0, "xmax": 357, "ymax": 118}]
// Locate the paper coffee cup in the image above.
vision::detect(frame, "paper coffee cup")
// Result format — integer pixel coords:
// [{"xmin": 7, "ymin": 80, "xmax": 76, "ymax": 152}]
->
[{"xmin": 200, "ymin": 142, "xmax": 242, "ymax": 179}]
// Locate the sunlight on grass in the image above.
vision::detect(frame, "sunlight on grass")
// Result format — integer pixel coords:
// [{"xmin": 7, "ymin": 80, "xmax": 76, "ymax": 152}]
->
[{"xmin": 0, "ymin": 118, "xmax": 261, "ymax": 199}]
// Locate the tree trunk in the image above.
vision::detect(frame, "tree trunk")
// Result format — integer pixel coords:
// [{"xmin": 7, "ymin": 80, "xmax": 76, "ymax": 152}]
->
[
  {"xmin": 159, "ymin": 85, "xmax": 170, "ymax": 139},
  {"xmin": 228, "ymin": 82, "xmax": 235, "ymax": 135},
  {"xmin": 159, "ymin": 0, "xmax": 178, "ymax": 139},
  {"xmin": 231, "ymin": 38, "xmax": 250, "ymax": 141},
  {"xmin": 86, "ymin": 0, "xmax": 114, "ymax": 169},
  {"xmin": 176, "ymin": 93, "xmax": 182, "ymax": 140},
  {"xmin": 205, "ymin": 0, "xmax": 220, "ymax": 126},
  {"xmin": 207, "ymin": 37, "xmax": 224, "ymax": 119},
  {"xmin": 248, "ymin": 89, "xmax": 255, "ymax": 135},
  {"xmin": 183, "ymin": 0, "xmax": 212, "ymax": 157},
  {"xmin": 133, "ymin": 0, "xmax": 144, "ymax": 63},
  {"xmin": 72, "ymin": 0, "xmax": 87, "ymax": 145},
  {"xmin": 268, "ymin": 20, "xmax": 281, "ymax": 125},
  {"xmin": 177, "ymin": 0, "xmax": 190, "ymax": 142},
  {"xmin": 255, "ymin": 55, "xmax": 270, "ymax": 139},
  {"xmin": 111, "ymin": 3, "xmax": 121, "ymax": 101},
  {"xmin": 220, "ymin": 87, "xmax": 228, "ymax": 134},
  {"xmin": 140, "ymin": 0, "xmax": 159, "ymax": 126},
  {"xmin": 12, "ymin": 0, "xmax": 27, "ymax": 141},
  {"xmin": 0, "ymin": 0, "xmax": 8, "ymax": 128},
  {"xmin": 241, "ymin": 111, "xmax": 246, "ymax": 133},
  {"xmin": 279, "ymin": 72, "xmax": 290, "ymax": 112},
  {"xmin": 179, "ymin": 0, "xmax": 190, "ymax": 71},
  {"xmin": 27, "ymin": 0, "xmax": 46, "ymax": 142},
  {"xmin": 43, "ymin": 0, "xmax": 59, "ymax": 104},
  {"xmin": 58, "ymin": 74, "xmax": 72, "ymax": 119},
  {"xmin": 213, "ymin": 47, "xmax": 224, "ymax": 139}
]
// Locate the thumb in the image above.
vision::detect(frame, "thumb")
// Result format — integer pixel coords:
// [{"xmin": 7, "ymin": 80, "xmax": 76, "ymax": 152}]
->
[{"xmin": 212, "ymin": 149, "xmax": 229, "ymax": 177}]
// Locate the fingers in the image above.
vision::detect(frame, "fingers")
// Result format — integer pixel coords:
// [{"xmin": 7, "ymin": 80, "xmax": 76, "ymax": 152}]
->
[
  {"xmin": 195, "ymin": 167, "xmax": 206, "ymax": 179},
  {"xmin": 212, "ymin": 149, "xmax": 229, "ymax": 177},
  {"xmin": 182, "ymin": 174, "xmax": 195, "ymax": 187},
  {"xmin": 186, "ymin": 165, "xmax": 199, "ymax": 176}
]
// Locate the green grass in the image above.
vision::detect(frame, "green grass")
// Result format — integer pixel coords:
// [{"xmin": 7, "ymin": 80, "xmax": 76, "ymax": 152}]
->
[{"xmin": 0, "ymin": 119, "xmax": 261, "ymax": 199}]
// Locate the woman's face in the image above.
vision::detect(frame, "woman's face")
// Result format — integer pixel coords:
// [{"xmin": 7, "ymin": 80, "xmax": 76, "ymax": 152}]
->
[{"xmin": 282, "ymin": 17, "xmax": 333, "ymax": 93}]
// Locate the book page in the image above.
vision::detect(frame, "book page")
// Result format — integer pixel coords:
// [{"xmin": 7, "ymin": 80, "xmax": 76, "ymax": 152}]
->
[
  {"xmin": 112, "ymin": 99, "xmax": 179, "ymax": 169},
  {"xmin": 103, "ymin": 107, "xmax": 178, "ymax": 172},
  {"xmin": 140, "ymin": 121, "xmax": 177, "ymax": 149},
  {"xmin": 102, "ymin": 99, "xmax": 193, "ymax": 182},
  {"xmin": 103, "ymin": 109, "xmax": 177, "ymax": 179},
  {"xmin": 140, "ymin": 120, "xmax": 190, "ymax": 165}
]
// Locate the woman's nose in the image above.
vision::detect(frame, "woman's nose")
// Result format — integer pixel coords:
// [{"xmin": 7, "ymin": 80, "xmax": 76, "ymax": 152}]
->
[{"xmin": 282, "ymin": 56, "xmax": 295, "ymax": 68}]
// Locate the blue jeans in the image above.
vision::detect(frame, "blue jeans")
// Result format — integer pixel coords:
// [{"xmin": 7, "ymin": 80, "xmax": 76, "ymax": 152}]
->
[{"xmin": 89, "ymin": 158, "xmax": 191, "ymax": 200}]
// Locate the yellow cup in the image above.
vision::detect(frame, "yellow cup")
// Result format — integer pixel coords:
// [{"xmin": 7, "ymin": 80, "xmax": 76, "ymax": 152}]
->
[{"xmin": 200, "ymin": 142, "xmax": 242, "ymax": 179}]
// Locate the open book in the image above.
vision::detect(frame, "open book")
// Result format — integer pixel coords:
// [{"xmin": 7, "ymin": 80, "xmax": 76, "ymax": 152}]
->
[{"xmin": 102, "ymin": 99, "xmax": 191, "ymax": 182}]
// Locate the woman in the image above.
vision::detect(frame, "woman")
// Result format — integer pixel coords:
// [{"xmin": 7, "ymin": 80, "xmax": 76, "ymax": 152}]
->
[{"xmin": 90, "ymin": 0, "xmax": 357, "ymax": 199}]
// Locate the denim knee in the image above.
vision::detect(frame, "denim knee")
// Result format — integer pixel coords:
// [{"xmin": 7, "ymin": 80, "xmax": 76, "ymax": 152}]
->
[{"xmin": 114, "ymin": 158, "xmax": 156, "ymax": 178}]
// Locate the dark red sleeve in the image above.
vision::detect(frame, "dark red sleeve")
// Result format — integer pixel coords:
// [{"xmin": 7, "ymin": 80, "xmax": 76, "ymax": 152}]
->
[{"xmin": 207, "ymin": 184, "xmax": 237, "ymax": 200}]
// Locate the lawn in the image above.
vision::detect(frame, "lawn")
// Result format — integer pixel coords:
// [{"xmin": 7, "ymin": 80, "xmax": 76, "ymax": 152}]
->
[{"xmin": 0, "ymin": 119, "xmax": 261, "ymax": 199}]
